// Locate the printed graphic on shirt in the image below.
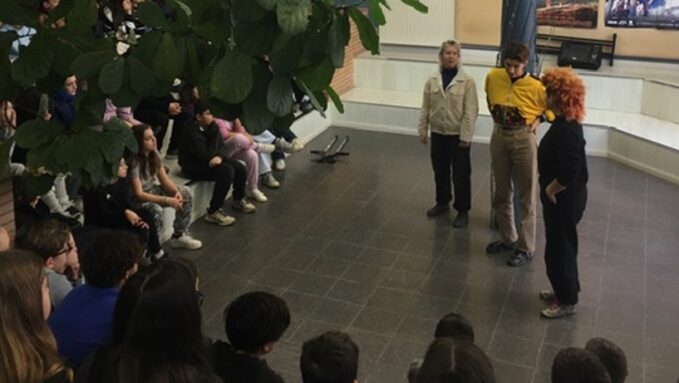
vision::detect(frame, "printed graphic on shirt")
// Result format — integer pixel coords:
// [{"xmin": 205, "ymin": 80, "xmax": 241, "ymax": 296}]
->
[{"xmin": 490, "ymin": 105, "xmax": 527, "ymax": 127}]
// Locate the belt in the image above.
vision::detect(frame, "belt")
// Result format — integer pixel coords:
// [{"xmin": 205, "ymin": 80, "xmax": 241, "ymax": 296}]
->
[{"xmin": 495, "ymin": 124, "xmax": 529, "ymax": 130}]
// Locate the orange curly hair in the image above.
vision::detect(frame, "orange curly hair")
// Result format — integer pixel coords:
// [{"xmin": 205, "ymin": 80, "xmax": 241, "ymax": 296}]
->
[{"xmin": 541, "ymin": 67, "xmax": 586, "ymax": 123}]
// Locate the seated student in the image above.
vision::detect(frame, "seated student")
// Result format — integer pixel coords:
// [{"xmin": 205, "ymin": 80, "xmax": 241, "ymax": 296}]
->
[
  {"xmin": 102, "ymin": 99, "xmax": 141, "ymax": 127},
  {"xmin": 269, "ymin": 126, "xmax": 304, "ymax": 171},
  {"xmin": 300, "ymin": 331, "xmax": 359, "ymax": 383},
  {"xmin": 49, "ymin": 231, "xmax": 142, "ymax": 367},
  {"xmin": 408, "ymin": 312, "xmax": 475, "ymax": 383},
  {"xmin": 0, "ymin": 249, "xmax": 72, "ymax": 383},
  {"xmin": 178, "ymin": 101, "xmax": 256, "ymax": 226},
  {"xmin": 585, "ymin": 338, "xmax": 628, "ymax": 383},
  {"xmin": 134, "ymin": 94, "xmax": 190, "ymax": 154},
  {"xmin": 415, "ymin": 338, "xmax": 496, "ymax": 383},
  {"xmin": 83, "ymin": 158, "xmax": 164, "ymax": 260},
  {"xmin": 253, "ymin": 128, "xmax": 301, "ymax": 188},
  {"xmin": 75, "ymin": 260, "xmax": 220, "ymax": 383},
  {"xmin": 211, "ymin": 291, "xmax": 290, "ymax": 383},
  {"xmin": 552, "ymin": 347, "xmax": 612, "ymax": 383},
  {"xmin": 126, "ymin": 124, "xmax": 202, "ymax": 249},
  {"xmin": 14, "ymin": 219, "xmax": 80, "ymax": 309}
]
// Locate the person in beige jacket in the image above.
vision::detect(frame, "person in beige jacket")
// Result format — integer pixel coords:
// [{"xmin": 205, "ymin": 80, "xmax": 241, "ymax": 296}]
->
[{"xmin": 418, "ymin": 40, "xmax": 479, "ymax": 228}]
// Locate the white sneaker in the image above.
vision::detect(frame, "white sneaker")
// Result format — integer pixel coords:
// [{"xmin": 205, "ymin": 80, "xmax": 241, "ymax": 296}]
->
[
  {"xmin": 274, "ymin": 138, "xmax": 296, "ymax": 153},
  {"xmin": 291, "ymin": 138, "xmax": 304, "ymax": 152},
  {"xmin": 274, "ymin": 159, "xmax": 286, "ymax": 171},
  {"xmin": 256, "ymin": 143, "xmax": 276, "ymax": 154},
  {"xmin": 204, "ymin": 209, "xmax": 236, "ymax": 226},
  {"xmin": 247, "ymin": 189, "xmax": 268, "ymax": 203},
  {"xmin": 264, "ymin": 173, "xmax": 280, "ymax": 188},
  {"xmin": 169, "ymin": 233, "xmax": 202, "ymax": 250},
  {"xmin": 232, "ymin": 198, "xmax": 256, "ymax": 213}
]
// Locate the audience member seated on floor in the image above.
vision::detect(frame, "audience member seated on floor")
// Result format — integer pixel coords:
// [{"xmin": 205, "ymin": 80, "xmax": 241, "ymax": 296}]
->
[
  {"xmin": 211, "ymin": 291, "xmax": 290, "ymax": 383},
  {"xmin": 15, "ymin": 219, "xmax": 80, "ymax": 309},
  {"xmin": 75, "ymin": 260, "xmax": 220, "ymax": 383},
  {"xmin": 49, "ymin": 230, "xmax": 142, "ymax": 367},
  {"xmin": 126, "ymin": 124, "xmax": 202, "ymax": 250},
  {"xmin": 300, "ymin": 331, "xmax": 360, "ymax": 383},
  {"xmin": 178, "ymin": 101, "xmax": 256, "ymax": 226},
  {"xmin": 0, "ymin": 249, "xmax": 73, "ymax": 383},
  {"xmin": 585, "ymin": 338, "xmax": 628, "ymax": 383},
  {"xmin": 12, "ymin": 176, "xmax": 82, "ymax": 230},
  {"xmin": 83, "ymin": 158, "xmax": 164, "ymax": 260},
  {"xmin": 551, "ymin": 347, "xmax": 612, "ymax": 383},
  {"xmin": 102, "ymin": 99, "xmax": 141, "ymax": 127},
  {"xmin": 408, "ymin": 312, "xmax": 476, "ymax": 383},
  {"xmin": 415, "ymin": 338, "xmax": 496, "ymax": 383},
  {"xmin": 134, "ymin": 94, "xmax": 190, "ymax": 155},
  {"xmin": 269, "ymin": 126, "xmax": 304, "ymax": 171}
]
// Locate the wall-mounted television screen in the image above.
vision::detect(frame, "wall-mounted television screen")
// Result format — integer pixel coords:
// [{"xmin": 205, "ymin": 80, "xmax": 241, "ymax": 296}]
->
[{"xmin": 605, "ymin": 0, "xmax": 679, "ymax": 29}]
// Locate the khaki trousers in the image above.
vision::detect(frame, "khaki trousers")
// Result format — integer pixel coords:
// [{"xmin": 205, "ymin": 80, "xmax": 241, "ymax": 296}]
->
[{"xmin": 490, "ymin": 124, "xmax": 537, "ymax": 253}]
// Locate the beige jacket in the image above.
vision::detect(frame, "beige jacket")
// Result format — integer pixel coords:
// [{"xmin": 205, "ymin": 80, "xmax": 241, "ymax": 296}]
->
[{"xmin": 417, "ymin": 66, "xmax": 479, "ymax": 143}]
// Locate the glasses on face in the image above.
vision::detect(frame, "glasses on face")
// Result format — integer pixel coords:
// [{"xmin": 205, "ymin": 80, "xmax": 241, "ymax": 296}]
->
[{"xmin": 196, "ymin": 291, "xmax": 204, "ymax": 307}]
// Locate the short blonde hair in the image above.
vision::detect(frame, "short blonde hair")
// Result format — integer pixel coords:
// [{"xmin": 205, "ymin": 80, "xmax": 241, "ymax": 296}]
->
[{"xmin": 438, "ymin": 40, "xmax": 462, "ymax": 66}]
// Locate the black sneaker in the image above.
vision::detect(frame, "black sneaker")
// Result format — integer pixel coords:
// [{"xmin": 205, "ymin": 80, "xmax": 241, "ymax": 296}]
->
[
  {"xmin": 507, "ymin": 250, "xmax": 533, "ymax": 267},
  {"xmin": 485, "ymin": 240, "xmax": 515, "ymax": 254},
  {"xmin": 426, "ymin": 204, "xmax": 449, "ymax": 217},
  {"xmin": 452, "ymin": 212, "xmax": 469, "ymax": 228}
]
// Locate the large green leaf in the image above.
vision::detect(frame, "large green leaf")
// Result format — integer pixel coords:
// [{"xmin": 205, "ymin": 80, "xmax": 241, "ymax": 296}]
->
[
  {"xmin": 294, "ymin": 77, "xmax": 325, "ymax": 117},
  {"xmin": 276, "ymin": 0, "xmax": 310, "ymax": 36},
  {"xmin": 65, "ymin": 0, "xmax": 98, "ymax": 33},
  {"xmin": 22, "ymin": 174, "xmax": 57, "ymax": 198},
  {"xmin": 98, "ymin": 58, "xmax": 125, "ymax": 94},
  {"xmin": 325, "ymin": 85, "xmax": 344, "ymax": 113},
  {"xmin": 296, "ymin": 57, "xmax": 334, "ymax": 91},
  {"xmin": 48, "ymin": 0, "xmax": 75, "ymax": 24},
  {"xmin": 0, "ymin": 0, "xmax": 38, "ymax": 26},
  {"xmin": 232, "ymin": 0, "xmax": 267, "ymax": 22},
  {"xmin": 328, "ymin": 16, "xmax": 346, "ymax": 68},
  {"xmin": 269, "ymin": 34, "xmax": 305, "ymax": 75},
  {"xmin": 101, "ymin": 119, "xmax": 137, "ymax": 164},
  {"xmin": 242, "ymin": 63, "xmax": 275, "ymax": 134},
  {"xmin": 266, "ymin": 75, "xmax": 294, "ymax": 116},
  {"xmin": 368, "ymin": 0, "xmax": 386, "ymax": 25},
  {"xmin": 132, "ymin": 31, "xmax": 162, "ymax": 66},
  {"xmin": 127, "ymin": 56, "xmax": 156, "ymax": 97},
  {"xmin": 111, "ymin": 66, "xmax": 141, "ymax": 108},
  {"xmin": 208, "ymin": 98, "xmax": 242, "ymax": 121},
  {"xmin": 234, "ymin": 14, "xmax": 278, "ymax": 56},
  {"xmin": 51, "ymin": 36, "xmax": 81, "ymax": 77},
  {"xmin": 400, "ymin": 0, "xmax": 428, "ymax": 13},
  {"xmin": 71, "ymin": 50, "xmax": 116, "ymax": 80},
  {"xmin": 348, "ymin": 8, "xmax": 379, "ymax": 55},
  {"xmin": 11, "ymin": 31, "xmax": 53, "ymax": 85},
  {"xmin": 26, "ymin": 142, "xmax": 67, "ymax": 174},
  {"xmin": 211, "ymin": 49, "xmax": 252, "ymax": 104},
  {"xmin": 257, "ymin": 0, "xmax": 277, "ymax": 11},
  {"xmin": 136, "ymin": 1, "xmax": 170, "ymax": 29},
  {"xmin": 14, "ymin": 119, "xmax": 66, "ymax": 149},
  {"xmin": 152, "ymin": 33, "xmax": 181, "ymax": 82},
  {"xmin": 54, "ymin": 129, "xmax": 102, "ymax": 171}
]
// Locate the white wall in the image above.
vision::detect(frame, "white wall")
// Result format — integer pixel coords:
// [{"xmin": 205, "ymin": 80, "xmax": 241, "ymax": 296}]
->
[{"xmin": 380, "ymin": 0, "xmax": 455, "ymax": 47}]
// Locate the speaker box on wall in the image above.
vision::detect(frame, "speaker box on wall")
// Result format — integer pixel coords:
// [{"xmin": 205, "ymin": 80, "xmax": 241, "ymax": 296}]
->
[{"xmin": 558, "ymin": 41, "xmax": 603, "ymax": 70}]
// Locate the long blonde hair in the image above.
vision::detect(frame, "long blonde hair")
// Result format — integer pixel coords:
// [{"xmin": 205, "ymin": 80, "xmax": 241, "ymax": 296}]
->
[{"xmin": 0, "ymin": 250, "xmax": 71, "ymax": 383}]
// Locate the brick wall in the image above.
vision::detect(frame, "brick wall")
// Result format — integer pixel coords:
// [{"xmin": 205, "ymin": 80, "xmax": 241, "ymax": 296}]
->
[{"xmin": 330, "ymin": 18, "xmax": 366, "ymax": 95}]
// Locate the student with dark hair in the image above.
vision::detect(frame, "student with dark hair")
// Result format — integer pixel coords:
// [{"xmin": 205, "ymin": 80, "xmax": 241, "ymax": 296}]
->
[
  {"xmin": 14, "ymin": 219, "xmax": 80, "ymax": 308},
  {"xmin": 0, "ymin": 249, "xmax": 72, "ymax": 383},
  {"xmin": 415, "ymin": 338, "xmax": 495, "ymax": 383},
  {"xmin": 585, "ymin": 338, "xmax": 628, "ymax": 383},
  {"xmin": 49, "ymin": 231, "xmax": 142, "ymax": 367},
  {"xmin": 485, "ymin": 42, "xmax": 551, "ymax": 267},
  {"xmin": 178, "ymin": 101, "xmax": 256, "ymax": 226},
  {"xmin": 75, "ymin": 260, "xmax": 219, "ymax": 383},
  {"xmin": 551, "ymin": 347, "xmax": 612, "ymax": 383},
  {"xmin": 409, "ymin": 312, "xmax": 476, "ymax": 383},
  {"xmin": 211, "ymin": 291, "xmax": 290, "ymax": 383},
  {"xmin": 300, "ymin": 331, "xmax": 359, "ymax": 383}
]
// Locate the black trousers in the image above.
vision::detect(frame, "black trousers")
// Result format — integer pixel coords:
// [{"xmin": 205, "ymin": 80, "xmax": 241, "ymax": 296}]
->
[
  {"xmin": 430, "ymin": 132, "xmax": 471, "ymax": 212},
  {"xmin": 183, "ymin": 159, "xmax": 246, "ymax": 213},
  {"xmin": 542, "ymin": 188, "xmax": 587, "ymax": 305}
]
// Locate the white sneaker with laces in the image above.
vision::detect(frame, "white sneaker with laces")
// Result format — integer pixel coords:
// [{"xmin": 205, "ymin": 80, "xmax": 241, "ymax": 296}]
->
[
  {"xmin": 274, "ymin": 159, "xmax": 286, "ymax": 171},
  {"xmin": 232, "ymin": 198, "xmax": 256, "ymax": 213},
  {"xmin": 247, "ymin": 189, "xmax": 268, "ymax": 203},
  {"xmin": 274, "ymin": 138, "xmax": 296, "ymax": 153},
  {"xmin": 291, "ymin": 139, "xmax": 304, "ymax": 152},
  {"xmin": 204, "ymin": 210, "xmax": 236, "ymax": 226},
  {"xmin": 169, "ymin": 233, "xmax": 202, "ymax": 250},
  {"xmin": 256, "ymin": 143, "xmax": 276, "ymax": 154},
  {"xmin": 264, "ymin": 173, "xmax": 280, "ymax": 188}
]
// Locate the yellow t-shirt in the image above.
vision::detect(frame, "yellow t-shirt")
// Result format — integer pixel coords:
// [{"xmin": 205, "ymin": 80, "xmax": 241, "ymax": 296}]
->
[{"xmin": 485, "ymin": 67, "xmax": 551, "ymax": 127}]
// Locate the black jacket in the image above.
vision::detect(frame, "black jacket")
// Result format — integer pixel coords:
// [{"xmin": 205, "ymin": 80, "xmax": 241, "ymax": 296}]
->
[
  {"xmin": 210, "ymin": 341, "xmax": 284, "ymax": 383},
  {"xmin": 178, "ymin": 122, "xmax": 224, "ymax": 172},
  {"xmin": 538, "ymin": 116, "xmax": 588, "ymax": 194},
  {"xmin": 83, "ymin": 178, "xmax": 132, "ymax": 228}
]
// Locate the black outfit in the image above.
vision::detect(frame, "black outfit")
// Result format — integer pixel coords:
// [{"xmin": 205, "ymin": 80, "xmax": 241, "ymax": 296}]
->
[
  {"xmin": 538, "ymin": 116, "xmax": 588, "ymax": 306},
  {"xmin": 178, "ymin": 122, "xmax": 246, "ymax": 214},
  {"xmin": 210, "ymin": 340, "xmax": 284, "ymax": 383},
  {"xmin": 82, "ymin": 178, "xmax": 161, "ymax": 253},
  {"xmin": 43, "ymin": 369, "xmax": 72, "ymax": 383},
  {"xmin": 134, "ymin": 96, "xmax": 191, "ymax": 152}
]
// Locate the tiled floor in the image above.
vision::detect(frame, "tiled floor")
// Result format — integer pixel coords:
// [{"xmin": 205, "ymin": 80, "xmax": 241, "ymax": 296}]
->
[{"xmin": 175, "ymin": 127, "xmax": 679, "ymax": 383}]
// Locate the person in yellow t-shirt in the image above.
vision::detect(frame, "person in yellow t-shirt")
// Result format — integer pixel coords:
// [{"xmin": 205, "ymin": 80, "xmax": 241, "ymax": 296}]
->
[{"xmin": 485, "ymin": 42, "xmax": 549, "ymax": 267}]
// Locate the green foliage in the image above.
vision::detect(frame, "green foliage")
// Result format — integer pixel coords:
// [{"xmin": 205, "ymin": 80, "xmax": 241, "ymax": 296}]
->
[{"xmin": 0, "ymin": 0, "xmax": 426, "ymax": 194}]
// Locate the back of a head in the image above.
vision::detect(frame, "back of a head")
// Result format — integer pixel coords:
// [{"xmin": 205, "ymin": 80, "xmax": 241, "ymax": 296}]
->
[
  {"xmin": 0, "ymin": 250, "xmax": 65, "ymax": 383},
  {"xmin": 81, "ymin": 230, "xmax": 143, "ymax": 288},
  {"xmin": 224, "ymin": 291, "xmax": 291, "ymax": 353},
  {"xmin": 502, "ymin": 42, "xmax": 530, "ymax": 63},
  {"xmin": 112, "ymin": 261, "xmax": 207, "ymax": 381},
  {"xmin": 435, "ymin": 312, "xmax": 475, "ymax": 342},
  {"xmin": 416, "ymin": 338, "xmax": 496, "ymax": 383},
  {"xmin": 552, "ymin": 347, "xmax": 612, "ymax": 383},
  {"xmin": 14, "ymin": 219, "xmax": 70, "ymax": 263},
  {"xmin": 301, "ymin": 331, "xmax": 359, "ymax": 383},
  {"xmin": 585, "ymin": 338, "xmax": 628, "ymax": 383}
]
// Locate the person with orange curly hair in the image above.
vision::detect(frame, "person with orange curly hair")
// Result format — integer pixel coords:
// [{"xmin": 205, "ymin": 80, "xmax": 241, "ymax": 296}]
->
[{"xmin": 537, "ymin": 67, "xmax": 589, "ymax": 319}]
